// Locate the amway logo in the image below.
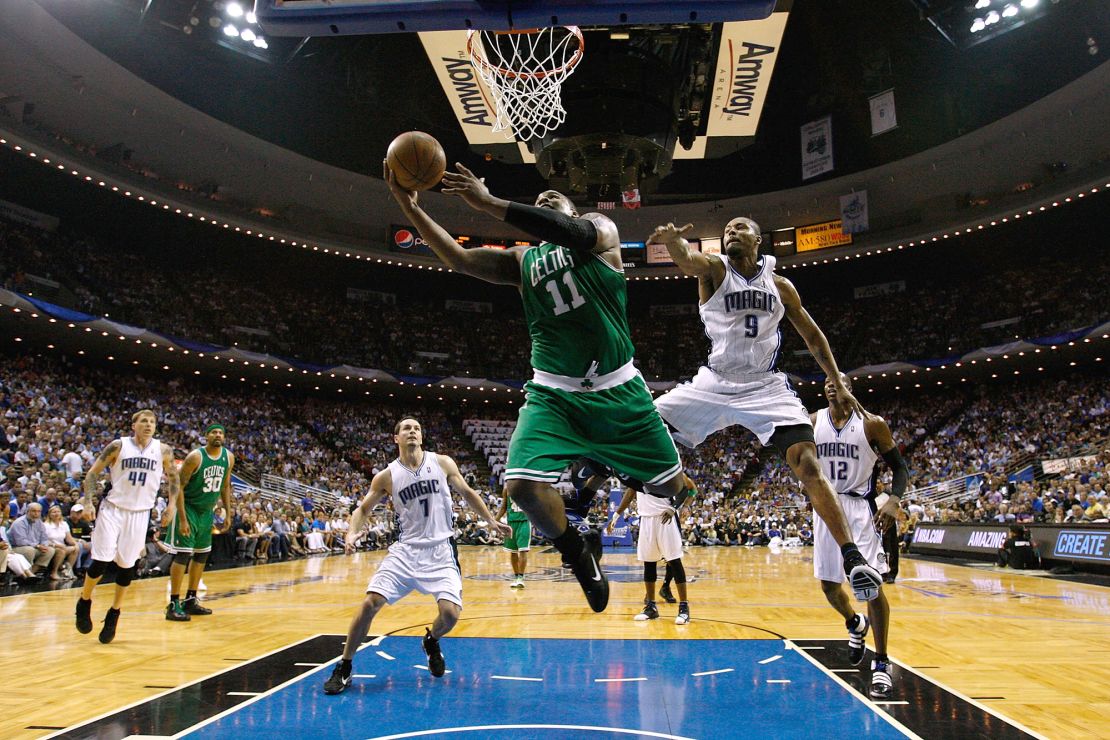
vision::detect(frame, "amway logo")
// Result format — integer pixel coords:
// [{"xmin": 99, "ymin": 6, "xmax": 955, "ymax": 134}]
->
[
  {"xmin": 722, "ymin": 41, "xmax": 776, "ymax": 117},
  {"xmin": 967, "ymin": 531, "xmax": 1007, "ymax": 549},
  {"xmin": 441, "ymin": 58, "xmax": 492, "ymax": 127},
  {"xmin": 1054, "ymin": 531, "xmax": 1110, "ymax": 561}
]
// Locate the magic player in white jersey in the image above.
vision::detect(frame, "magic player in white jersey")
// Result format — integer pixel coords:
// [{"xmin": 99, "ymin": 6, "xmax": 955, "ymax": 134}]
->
[
  {"xmin": 323, "ymin": 416, "xmax": 510, "ymax": 695},
  {"xmin": 648, "ymin": 218, "xmax": 883, "ymax": 602},
  {"xmin": 75, "ymin": 409, "xmax": 181, "ymax": 643},
  {"xmin": 812, "ymin": 373, "xmax": 909, "ymax": 699}
]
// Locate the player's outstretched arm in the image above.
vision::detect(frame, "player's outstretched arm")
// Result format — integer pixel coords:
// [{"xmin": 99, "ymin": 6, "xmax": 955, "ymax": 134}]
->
[
  {"xmin": 382, "ymin": 161, "xmax": 522, "ymax": 285},
  {"xmin": 647, "ymin": 223, "xmax": 717, "ymax": 278},
  {"xmin": 440, "ymin": 455, "xmax": 512, "ymax": 536},
  {"xmin": 220, "ymin": 452, "xmax": 236, "ymax": 533},
  {"xmin": 776, "ymin": 274, "xmax": 862, "ymax": 413},
  {"xmin": 162, "ymin": 442, "xmax": 187, "ymax": 536},
  {"xmin": 348, "ymin": 469, "xmax": 393, "ymax": 553},
  {"xmin": 81, "ymin": 439, "xmax": 121, "ymax": 517},
  {"xmin": 865, "ymin": 415, "xmax": 910, "ymax": 532}
]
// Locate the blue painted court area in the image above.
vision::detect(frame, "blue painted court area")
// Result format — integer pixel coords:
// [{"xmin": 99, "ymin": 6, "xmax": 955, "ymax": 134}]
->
[{"xmin": 183, "ymin": 637, "xmax": 905, "ymax": 739}]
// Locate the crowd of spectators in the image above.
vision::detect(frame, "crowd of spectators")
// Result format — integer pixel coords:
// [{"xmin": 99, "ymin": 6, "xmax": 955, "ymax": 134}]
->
[{"xmin": 2, "ymin": 210, "xmax": 1106, "ymax": 383}]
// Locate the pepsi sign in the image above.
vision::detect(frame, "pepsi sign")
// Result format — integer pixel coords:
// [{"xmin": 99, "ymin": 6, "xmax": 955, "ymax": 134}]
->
[{"xmin": 389, "ymin": 225, "xmax": 434, "ymax": 256}]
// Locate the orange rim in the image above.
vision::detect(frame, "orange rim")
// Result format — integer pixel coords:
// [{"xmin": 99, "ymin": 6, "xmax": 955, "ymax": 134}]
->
[{"xmin": 466, "ymin": 26, "xmax": 584, "ymax": 81}]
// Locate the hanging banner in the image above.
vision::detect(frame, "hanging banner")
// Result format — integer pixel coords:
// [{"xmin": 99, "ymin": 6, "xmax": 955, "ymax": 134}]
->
[
  {"xmin": 801, "ymin": 116, "xmax": 833, "ymax": 180},
  {"xmin": 839, "ymin": 190, "xmax": 870, "ymax": 233},
  {"xmin": 869, "ymin": 89, "xmax": 898, "ymax": 136},
  {"xmin": 796, "ymin": 220, "xmax": 852, "ymax": 252},
  {"xmin": 706, "ymin": 13, "xmax": 791, "ymax": 137}
]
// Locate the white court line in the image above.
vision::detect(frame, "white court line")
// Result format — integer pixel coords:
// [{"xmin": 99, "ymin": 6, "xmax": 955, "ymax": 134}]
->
[
  {"xmin": 413, "ymin": 664, "xmax": 453, "ymax": 674},
  {"xmin": 758, "ymin": 655, "xmax": 782, "ymax": 665},
  {"xmin": 226, "ymin": 692, "xmax": 261, "ymax": 697},
  {"xmin": 44, "ymin": 633, "xmax": 331, "ymax": 740},
  {"xmin": 798, "ymin": 645, "xmax": 825, "ymax": 650},
  {"xmin": 367, "ymin": 725, "xmax": 696, "ymax": 740},
  {"xmin": 376, "ymin": 651, "xmax": 396, "ymax": 660},
  {"xmin": 691, "ymin": 668, "xmax": 734, "ymax": 677},
  {"xmin": 369, "ymin": 635, "xmax": 387, "ymax": 646},
  {"xmin": 765, "ymin": 679, "xmax": 791, "ymax": 684},
  {"xmin": 893, "ymin": 662, "xmax": 1050, "ymax": 739},
  {"xmin": 874, "ymin": 701, "xmax": 911, "ymax": 706},
  {"xmin": 832, "ymin": 668, "xmax": 858, "ymax": 673},
  {"xmin": 491, "ymin": 675, "xmax": 543, "ymax": 682},
  {"xmin": 595, "ymin": 677, "xmax": 647, "ymax": 683},
  {"xmin": 787, "ymin": 639, "xmax": 920, "ymax": 739},
  {"xmin": 293, "ymin": 662, "xmax": 323, "ymax": 667},
  {"xmin": 352, "ymin": 674, "xmax": 377, "ymax": 679}
]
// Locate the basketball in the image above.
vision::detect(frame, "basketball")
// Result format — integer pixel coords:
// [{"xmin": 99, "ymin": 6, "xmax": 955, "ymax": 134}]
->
[{"xmin": 386, "ymin": 131, "xmax": 447, "ymax": 191}]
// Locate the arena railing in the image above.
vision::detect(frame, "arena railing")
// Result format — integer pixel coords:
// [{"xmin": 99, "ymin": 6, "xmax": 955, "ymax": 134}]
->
[
  {"xmin": 906, "ymin": 472, "xmax": 986, "ymax": 509},
  {"xmin": 260, "ymin": 473, "xmax": 342, "ymax": 512}
]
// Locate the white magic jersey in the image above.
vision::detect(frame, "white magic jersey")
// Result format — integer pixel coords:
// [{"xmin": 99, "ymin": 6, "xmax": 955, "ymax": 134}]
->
[
  {"xmin": 108, "ymin": 436, "xmax": 164, "ymax": 511},
  {"xmin": 700, "ymin": 253, "xmax": 784, "ymax": 375},
  {"xmin": 813, "ymin": 409, "xmax": 879, "ymax": 498},
  {"xmin": 389, "ymin": 452, "xmax": 454, "ymax": 547}
]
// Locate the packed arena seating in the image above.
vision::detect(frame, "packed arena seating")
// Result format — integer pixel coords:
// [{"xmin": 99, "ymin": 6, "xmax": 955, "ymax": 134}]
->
[{"xmin": 2, "ymin": 208, "xmax": 1106, "ymax": 382}]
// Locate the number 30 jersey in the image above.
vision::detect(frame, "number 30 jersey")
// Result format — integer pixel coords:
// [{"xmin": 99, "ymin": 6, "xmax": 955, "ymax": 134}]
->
[
  {"xmin": 108, "ymin": 436, "xmax": 165, "ymax": 511},
  {"xmin": 389, "ymin": 452, "xmax": 454, "ymax": 547},
  {"xmin": 183, "ymin": 447, "xmax": 230, "ymax": 511},
  {"xmin": 813, "ymin": 409, "xmax": 879, "ymax": 498},
  {"xmin": 700, "ymin": 253, "xmax": 785, "ymax": 375}
]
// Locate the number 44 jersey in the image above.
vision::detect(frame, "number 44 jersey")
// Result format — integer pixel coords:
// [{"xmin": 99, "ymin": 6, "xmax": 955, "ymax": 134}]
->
[
  {"xmin": 389, "ymin": 452, "xmax": 455, "ymax": 547},
  {"xmin": 108, "ymin": 436, "xmax": 165, "ymax": 511}
]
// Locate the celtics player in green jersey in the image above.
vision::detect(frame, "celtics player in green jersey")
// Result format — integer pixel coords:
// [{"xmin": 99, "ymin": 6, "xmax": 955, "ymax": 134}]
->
[
  {"xmin": 496, "ymin": 490, "xmax": 532, "ymax": 588},
  {"xmin": 385, "ymin": 160, "xmax": 691, "ymax": 613},
  {"xmin": 163, "ymin": 423, "xmax": 234, "ymax": 621}
]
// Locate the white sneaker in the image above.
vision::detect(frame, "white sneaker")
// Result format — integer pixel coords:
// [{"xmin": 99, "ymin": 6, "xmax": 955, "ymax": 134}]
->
[
  {"xmin": 510, "ymin": 576, "xmax": 524, "ymax": 589},
  {"xmin": 848, "ymin": 562, "xmax": 883, "ymax": 602},
  {"xmin": 674, "ymin": 607, "xmax": 690, "ymax": 625}
]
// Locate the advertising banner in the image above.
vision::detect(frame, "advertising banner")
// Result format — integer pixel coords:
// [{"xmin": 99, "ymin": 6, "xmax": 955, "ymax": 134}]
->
[
  {"xmin": 911, "ymin": 523, "xmax": 1110, "ymax": 567},
  {"xmin": 796, "ymin": 220, "xmax": 852, "ymax": 252},
  {"xmin": 801, "ymin": 116, "xmax": 833, "ymax": 180}
]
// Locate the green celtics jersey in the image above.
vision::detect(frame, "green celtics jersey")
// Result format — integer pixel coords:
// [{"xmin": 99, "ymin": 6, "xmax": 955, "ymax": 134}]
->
[
  {"xmin": 184, "ymin": 446, "xmax": 230, "ymax": 511},
  {"xmin": 507, "ymin": 496, "xmax": 529, "ymax": 522},
  {"xmin": 520, "ymin": 243, "xmax": 634, "ymax": 378}
]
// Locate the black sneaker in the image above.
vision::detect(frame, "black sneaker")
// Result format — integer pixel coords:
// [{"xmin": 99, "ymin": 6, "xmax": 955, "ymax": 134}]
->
[
  {"xmin": 76, "ymin": 597, "xmax": 93, "ymax": 634},
  {"xmin": 99, "ymin": 607, "xmax": 121, "ymax": 644},
  {"xmin": 675, "ymin": 602, "xmax": 690, "ymax": 625},
  {"xmin": 422, "ymin": 628, "xmax": 446, "ymax": 677},
  {"xmin": 658, "ymin": 583, "xmax": 677, "ymax": 604},
  {"xmin": 869, "ymin": 659, "xmax": 894, "ymax": 699},
  {"xmin": 847, "ymin": 613, "xmax": 869, "ymax": 666},
  {"xmin": 844, "ymin": 552, "xmax": 882, "ymax": 602},
  {"xmin": 183, "ymin": 597, "xmax": 213, "ymax": 616},
  {"xmin": 165, "ymin": 601, "xmax": 191, "ymax": 622},
  {"xmin": 633, "ymin": 600, "xmax": 660, "ymax": 621},
  {"xmin": 323, "ymin": 660, "xmax": 353, "ymax": 695},
  {"xmin": 570, "ymin": 529, "xmax": 609, "ymax": 613}
]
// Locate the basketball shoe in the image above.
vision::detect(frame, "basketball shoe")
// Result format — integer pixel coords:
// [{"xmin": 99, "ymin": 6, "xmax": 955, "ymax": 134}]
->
[
  {"xmin": 324, "ymin": 660, "xmax": 353, "ymax": 695},
  {"xmin": 165, "ymin": 600, "xmax": 191, "ymax": 622},
  {"xmin": 99, "ymin": 607, "xmax": 121, "ymax": 644},
  {"xmin": 423, "ymin": 628, "xmax": 446, "ymax": 677},
  {"xmin": 675, "ymin": 602, "xmax": 691, "ymax": 625},
  {"xmin": 184, "ymin": 597, "xmax": 213, "ymax": 615},
  {"xmin": 570, "ymin": 529, "xmax": 609, "ymax": 612},
  {"xmin": 510, "ymin": 575, "xmax": 525, "ymax": 589},
  {"xmin": 634, "ymin": 600, "xmax": 660, "ymax": 621},
  {"xmin": 870, "ymin": 659, "xmax": 894, "ymax": 699},
  {"xmin": 658, "ymin": 583, "xmax": 677, "ymax": 604},
  {"xmin": 75, "ymin": 597, "xmax": 93, "ymax": 634},
  {"xmin": 846, "ymin": 613, "xmax": 869, "ymax": 665},
  {"xmin": 843, "ymin": 551, "xmax": 882, "ymax": 601}
]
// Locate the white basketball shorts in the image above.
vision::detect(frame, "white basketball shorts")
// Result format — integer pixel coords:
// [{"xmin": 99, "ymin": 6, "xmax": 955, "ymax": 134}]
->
[
  {"xmin": 367, "ymin": 540, "xmax": 463, "ymax": 608},
  {"xmin": 654, "ymin": 367, "xmax": 811, "ymax": 448},
  {"xmin": 637, "ymin": 514, "xmax": 684, "ymax": 563},
  {"xmin": 813, "ymin": 494, "xmax": 889, "ymax": 583},
  {"xmin": 90, "ymin": 500, "xmax": 150, "ymax": 567}
]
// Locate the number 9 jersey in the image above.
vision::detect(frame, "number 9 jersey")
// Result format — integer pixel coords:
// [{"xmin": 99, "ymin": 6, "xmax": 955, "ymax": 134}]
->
[
  {"xmin": 700, "ymin": 253, "xmax": 784, "ymax": 375},
  {"xmin": 389, "ymin": 452, "xmax": 455, "ymax": 547}
]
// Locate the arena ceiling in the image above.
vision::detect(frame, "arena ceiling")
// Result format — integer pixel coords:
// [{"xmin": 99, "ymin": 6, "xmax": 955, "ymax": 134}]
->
[{"xmin": 14, "ymin": 0, "xmax": 1108, "ymax": 203}]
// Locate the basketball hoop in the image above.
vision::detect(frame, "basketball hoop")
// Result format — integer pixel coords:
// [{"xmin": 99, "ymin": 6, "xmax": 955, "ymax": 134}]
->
[{"xmin": 466, "ymin": 26, "xmax": 584, "ymax": 141}]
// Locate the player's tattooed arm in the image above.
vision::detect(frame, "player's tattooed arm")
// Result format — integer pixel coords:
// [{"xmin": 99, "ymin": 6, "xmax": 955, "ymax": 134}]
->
[{"xmin": 81, "ymin": 439, "xmax": 121, "ymax": 509}]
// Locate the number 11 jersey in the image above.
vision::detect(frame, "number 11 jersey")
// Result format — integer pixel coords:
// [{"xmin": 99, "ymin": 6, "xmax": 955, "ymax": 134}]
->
[{"xmin": 389, "ymin": 452, "xmax": 454, "ymax": 547}]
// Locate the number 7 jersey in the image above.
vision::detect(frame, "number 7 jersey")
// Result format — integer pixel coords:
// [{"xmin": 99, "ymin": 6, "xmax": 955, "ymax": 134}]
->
[
  {"xmin": 389, "ymin": 452, "xmax": 455, "ymax": 547},
  {"xmin": 700, "ymin": 253, "xmax": 785, "ymax": 375},
  {"xmin": 520, "ymin": 242, "xmax": 634, "ymax": 378}
]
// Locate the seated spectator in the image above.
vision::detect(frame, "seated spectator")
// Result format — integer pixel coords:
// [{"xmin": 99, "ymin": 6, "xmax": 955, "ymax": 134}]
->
[
  {"xmin": 42, "ymin": 505, "xmax": 78, "ymax": 580},
  {"xmin": 66, "ymin": 503, "xmax": 94, "ymax": 575},
  {"xmin": 7, "ymin": 502, "xmax": 55, "ymax": 578}
]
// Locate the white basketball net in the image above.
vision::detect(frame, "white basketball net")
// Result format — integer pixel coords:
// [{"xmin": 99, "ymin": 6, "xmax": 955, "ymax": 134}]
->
[{"xmin": 467, "ymin": 26, "xmax": 584, "ymax": 141}]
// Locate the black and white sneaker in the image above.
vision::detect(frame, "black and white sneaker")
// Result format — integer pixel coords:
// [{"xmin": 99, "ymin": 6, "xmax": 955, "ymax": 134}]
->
[
  {"xmin": 422, "ymin": 628, "xmax": 446, "ymax": 677},
  {"xmin": 844, "ymin": 553, "xmax": 883, "ymax": 602},
  {"xmin": 570, "ymin": 529, "xmax": 609, "ymax": 613},
  {"xmin": 183, "ymin": 597, "xmax": 213, "ymax": 616},
  {"xmin": 675, "ymin": 602, "xmax": 690, "ymax": 625},
  {"xmin": 633, "ymin": 600, "xmax": 660, "ymax": 621},
  {"xmin": 658, "ymin": 583, "xmax": 677, "ymax": 604},
  {"xmin": 869, "ymin": 659, "xmax": 894, "ymax": 699},
  {"xmin": 847, "ymin": 613, "xmax": 869, "ymax": 666},
  {"xmin": 323, "ymin": 660, "xmax": 353, "ymax": 695},
  {"xmin": 76, "ymin": 597, "xmax": 93, "ymax": 634}
]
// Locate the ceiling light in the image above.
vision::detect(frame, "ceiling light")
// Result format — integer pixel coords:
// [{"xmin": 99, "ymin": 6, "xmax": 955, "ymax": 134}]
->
[
  {"xmin": 975, "ymin": 0, "xmax": 991, "ymax": 8},
  {"xmin": 1020, "ymin": 0, "xmax": 1038, "ymax": 8},
  {"xmin": 246, "ymin": 11, "xmax": 257, "ymax": 24},
  {"xmin": 241, "ymin": 28, "xmax": 256, "ymax": 42},
  {"xmin": 226, "ymin": 2, "xmax": 244, "ymax": 18},
  {"xmin": 223, "ymin": 24, "xmax": 238, "ymax": 37},
  {"xmin": 1002, "ymin": 5, "xmax": 1019, "ymax": 18},
  {"xmin": 985, "ymin": 10, "xmax": 1000, "ymax": 24}
]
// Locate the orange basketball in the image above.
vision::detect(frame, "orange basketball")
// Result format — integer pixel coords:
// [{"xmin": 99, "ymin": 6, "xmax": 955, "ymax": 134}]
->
[{"xmin": 386, "ymin": 131, "xmax": 447, "ymax": 191}]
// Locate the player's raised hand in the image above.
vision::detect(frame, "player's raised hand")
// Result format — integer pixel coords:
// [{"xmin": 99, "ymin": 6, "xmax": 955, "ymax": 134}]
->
[
  {"xmin": 441, "ymin": 162, "xmax": 491, "ymax": 210},
  {"xmin": 647, "ymin": 222, "xmax": 693, "ymax": 245},
  {"xmin": 493, "ymin": 521, "xmax": 512, "ymax": 537},
  {"xmin": 833, "ymin": 377, "xmax": 865, "ymax": 415},
  {"xmin": 383, "ymin": 160, "xmax": 418, "ymax": 211}
]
